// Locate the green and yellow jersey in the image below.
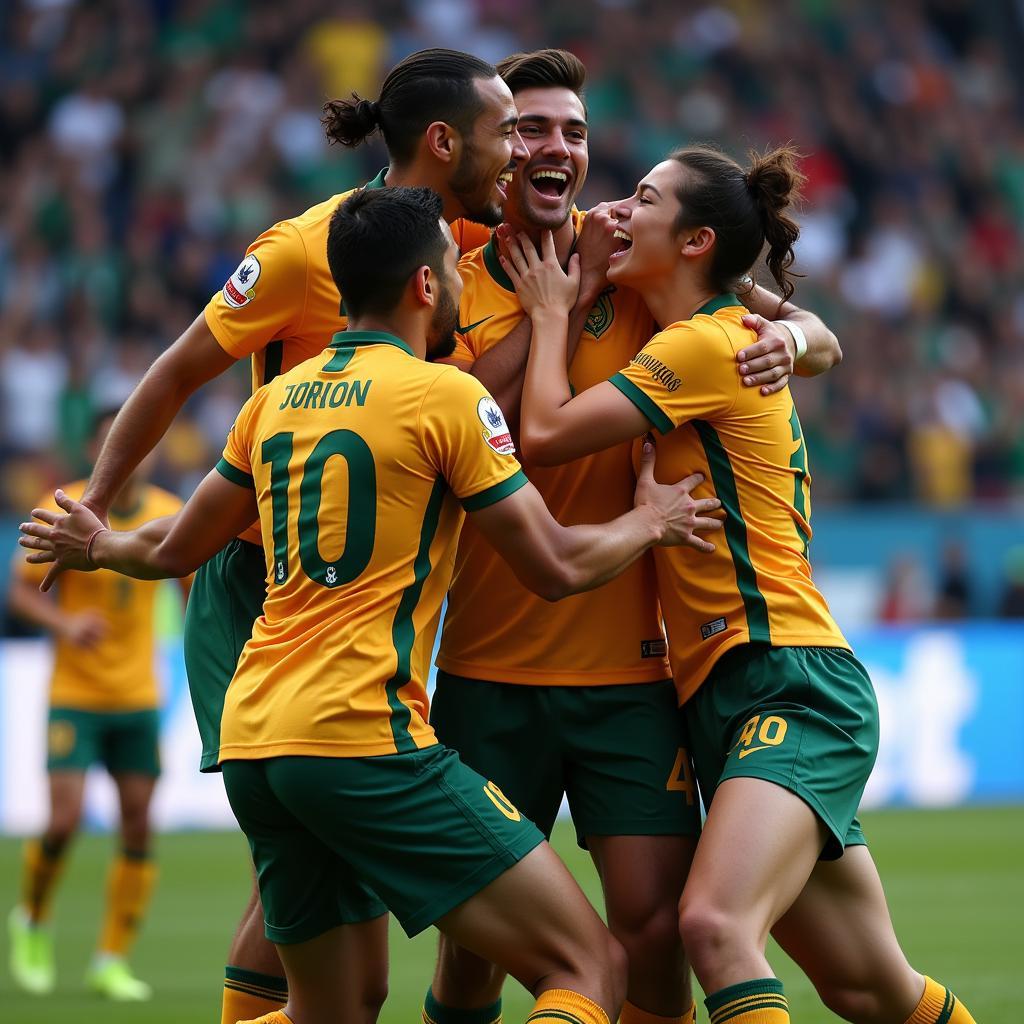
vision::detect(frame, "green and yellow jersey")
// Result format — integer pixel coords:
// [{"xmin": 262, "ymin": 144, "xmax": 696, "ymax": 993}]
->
[
  {"xmin": 17, "ymin": 481, "xmax": 184, "ymax": 711},
  {"xmin": 216, "ymin": 331, "xmax": 526, "ymax": 760},
  {"xmin": 437, "ymin": 210, "xmax": 670, "ymax": 685},
  {"xmin": 203, "ymin": 169, "xmax": 490, "ymax": 545},
  {"xmin": 609, "ymin": 294, "xmax": 848, "ymax": 703}
]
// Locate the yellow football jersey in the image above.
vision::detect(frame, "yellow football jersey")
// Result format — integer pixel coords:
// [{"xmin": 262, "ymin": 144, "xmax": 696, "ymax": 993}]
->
[
  {"xmin": 203, "ymin": 168, "xmax": 491, "ymax": 544},
  {"xmin": 437, "ymin": 211, "xmax": 670, "ymax": 685},
  {"xmin": 216, "ymin": 331, "xmax": 527, "ymax": 761},
  {"xmin": 609, "ymin": 294, "xmax": 849, "ymax": 703},
  {"xmin": 17, "ymin": 481, "xmax": 184, "ymax": 711}
]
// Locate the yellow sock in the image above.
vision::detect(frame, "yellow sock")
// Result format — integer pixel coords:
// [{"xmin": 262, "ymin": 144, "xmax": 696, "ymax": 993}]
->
[
  {"xmin": 528, "ymin": 988, "xmax": 610, "ymax": 1024},
  {"xmin": 97, "ymin": 851, "xmax": 157, "ymax": 956},
  {"xmin": 706, "ymin": 979, "xmax": 789, "ymax": 1024},
  {"xmin": 904, "ymin": 976, "xmax": 976, "ymax": 1024},
  {"xmin": 621, "ymin": 1001, "xmax": 695, "ymax": 1024},
  {"xmin": 22, "ymin": 838, "xmax": 66, "ymax": 923},
  {"xmin": 222, "ymin": 966, "xmax": 289, "ymax": 1024},
  {"xmin": 233, "ymin": 1011, "xmax": 292, "ymax": 1024}
]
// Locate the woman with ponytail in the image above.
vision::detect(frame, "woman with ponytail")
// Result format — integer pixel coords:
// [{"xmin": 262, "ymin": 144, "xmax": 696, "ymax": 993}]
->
[{"xmin": 502, "ymin": 146, "xmax": 978, "ymax": 1024}]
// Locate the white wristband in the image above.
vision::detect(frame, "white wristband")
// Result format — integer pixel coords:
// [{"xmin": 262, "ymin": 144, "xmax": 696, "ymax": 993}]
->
[{"xmin": 779, "ymin": 319, "xmax": 808, "ymax": 362}]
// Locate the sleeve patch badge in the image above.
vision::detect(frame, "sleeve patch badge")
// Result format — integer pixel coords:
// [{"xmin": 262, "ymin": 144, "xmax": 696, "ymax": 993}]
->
[
  {"xmin": 477, "ymin": 396, "xmax": 515, "ymax": 455},
  {"xmin": 223, "ymin": 254, "xmax": 262, "ymax": 308}
]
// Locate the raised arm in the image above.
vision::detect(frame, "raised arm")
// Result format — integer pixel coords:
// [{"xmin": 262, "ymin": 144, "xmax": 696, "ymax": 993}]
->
[
  {"xmin": 82, "ymin": 315, "xmax": 235, "ymax": 517},
  {"xmin": 470, "ymin": 443, "xmax": 721, "ymax": 601},
  {"xmin": 21, "ymin": 473, "xmax": 258, "ymax": 590}
]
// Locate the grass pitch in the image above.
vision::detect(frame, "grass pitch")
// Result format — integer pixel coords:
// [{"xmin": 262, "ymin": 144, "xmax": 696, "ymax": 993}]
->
[{"xmin": 1, "ymin": 806, "xmax": 1020, "ymax": 1022}]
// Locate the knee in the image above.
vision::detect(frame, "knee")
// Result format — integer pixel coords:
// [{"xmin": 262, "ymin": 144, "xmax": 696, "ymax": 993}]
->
[
  {"xmin": 46, "ymin": 809, "xmax": 81, "ymax": 848},
  {"xmin": 119, "ymin": 809, "xmax": 151, "ymax": 852},
  {"xmin": 611, "ymin": 900, "xmax": 683, "ymax": 965},
  {"xmin": 677, "ymin": 898, "xmax": 747, "ymax": 976},
  {"xmin": 360, "ymin": 972, "xmax": 388, "ymax": 1019}
]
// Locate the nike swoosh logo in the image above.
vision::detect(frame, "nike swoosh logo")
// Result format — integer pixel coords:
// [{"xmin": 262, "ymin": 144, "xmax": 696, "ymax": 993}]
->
[
  {"xmin": 737, "ymin": 745, "xmax": 770, "ymax": 759},
  {"xmin": 457, "ymin": 315, "xmax": 494, "ymax": 334}
]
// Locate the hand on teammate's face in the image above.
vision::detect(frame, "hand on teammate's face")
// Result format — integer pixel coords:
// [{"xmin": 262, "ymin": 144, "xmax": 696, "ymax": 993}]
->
[
  {"xmin": 634, "ymin": 442, "xmax": 724, "ymax": 554},
  {"xmin": 572, "ymin": 201, "xmax": 620, "ymax": 299},
  {"xmin": 497, "ymin": 227, "xmax": 581, "ymax": 319}
]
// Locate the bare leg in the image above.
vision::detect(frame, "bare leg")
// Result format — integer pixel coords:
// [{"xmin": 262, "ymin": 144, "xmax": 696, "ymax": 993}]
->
[
  {"xmin": 276, "ymin": 914, "xmax": 389, "ymax": 1024},
  {"xmin": 112, "ymin": 773, "xmax": 156, "ymax": 854},
  {"xmin": 590, "ymin": 834, "xmax": 696, "ymax": 1017},
  {"xmin": 678, "ymin": 777, "xmax": 827, "ymax": 995},
  {"xmin": 228, "ymin": 874, "xmax": 286, "ymax": 978},
  {"xmin": 431, "ymin": 934, "xmax": 506, "ymax": 1010},
  {"xmin": 771, "ymin": 845, "xmax": 924, "ymax": 1023},
  {"xmin": 436, "ymin": 843, "xmax": 627, "ymax": 1019}
]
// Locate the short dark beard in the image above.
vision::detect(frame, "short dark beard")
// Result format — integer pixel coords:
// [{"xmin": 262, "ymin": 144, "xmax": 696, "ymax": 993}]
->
[
  {"xmin": 449, "ymin": 137, "xmax": 504, "ymax": 227},
  {"xmin": 426, "ymin": 279, "xmax": 459, "ymax": 361}
]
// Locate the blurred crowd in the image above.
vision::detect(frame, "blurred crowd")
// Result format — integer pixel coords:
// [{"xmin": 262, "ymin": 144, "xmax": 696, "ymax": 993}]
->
[{"xmin": 1, "ymin": 0, "xmax": 1023, "ymax": 516}]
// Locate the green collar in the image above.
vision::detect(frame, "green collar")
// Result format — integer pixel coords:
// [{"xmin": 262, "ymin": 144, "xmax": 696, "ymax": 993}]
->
[
  {"xmin": 365, "ymin": 167, "xmax": 388, "ymax": 190},
  {"xmin": 329, "ymin": 330, "xmax": 415, "ymax": 357},
  {"xmin": 482, "ymin": 236, "xmax": 514, "ymax": 292},
  {"xmin": 692, "ymin": 293, "xmax": 741, "ymax": 318},
  {"xmin": 482, "ymin": 218, "xmax": 581, "ymax": 294}
]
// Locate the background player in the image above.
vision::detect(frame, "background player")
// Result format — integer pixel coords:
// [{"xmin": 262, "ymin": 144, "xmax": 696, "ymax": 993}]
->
[
  {"xmin": 429, "ymin": 49, "xmax": 841, "ymax": 1024},
  {"xmin": 6, "ymin": 407, "xmax": 189, "ymax": 1002},
  {"xmin": 21, "ymin": 185, "xmax": 724, "ymax": 1024},
  {"xmin": 46, "ymin": 48, "xmax": 528, "ymax": 1024},
  {"xmin": 504, "ymin": 146, "xmax": 977, "ymax": 1024}
]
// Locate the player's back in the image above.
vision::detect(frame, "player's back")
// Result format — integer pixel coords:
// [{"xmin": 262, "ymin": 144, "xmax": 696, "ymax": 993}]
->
[{"xmin": 217, "ymin": 331, "xmax": 525, "ymax": 762}]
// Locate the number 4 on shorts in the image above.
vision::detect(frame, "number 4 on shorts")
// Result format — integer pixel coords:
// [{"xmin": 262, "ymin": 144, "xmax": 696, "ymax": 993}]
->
[{"xmin": 666, "ymin": 748, "xmax": 697, "ymax": 805}]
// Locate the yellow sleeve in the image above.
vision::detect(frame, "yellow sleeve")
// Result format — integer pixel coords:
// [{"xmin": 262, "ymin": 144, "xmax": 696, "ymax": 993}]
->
[
  {"xmin": 608, "ymin": 322, "xmax": 737, "ymax": 434},
  {"xmin": 420, "ymin": 369, "xmax": 528, "ymax": 510},
  {"xmin": 216, "ymin": 394, "xmax": 260, "ymax": 488},
  {"xmin": 203, "ymin": 221, "xmax": 308, "ymax": 360}
]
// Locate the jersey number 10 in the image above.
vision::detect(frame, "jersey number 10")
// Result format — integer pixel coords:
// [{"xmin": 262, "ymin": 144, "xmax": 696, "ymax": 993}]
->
[{"xmin": 261, "ymin": 429, "xmax": 377, "ymax": 588}]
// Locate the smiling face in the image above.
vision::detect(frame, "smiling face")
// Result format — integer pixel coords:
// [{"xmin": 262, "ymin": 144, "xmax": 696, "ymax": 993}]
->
[
  {"xmin": 448, "ymin": 75, "xmax": 527, "ymax": 227},
  {"xmin": 502, "ymin": 85, "xmax": 588, "ymax": 231},
  {"xmin": 607, "ymin": 160, "xmax": 697, "ymax": 288}
]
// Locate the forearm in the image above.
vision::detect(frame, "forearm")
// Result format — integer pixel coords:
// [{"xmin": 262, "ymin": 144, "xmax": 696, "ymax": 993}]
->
[
  {"xmin": 7, "ymin": 580, "xmax": 65, "ymax": 634},
  {"xmin": 90, "ymin": 527, "xmax": 192, "ymax": 581},
  {"xmin": 551, "ymin": 505, "xmax": 663, "ymax": 599},
  {"xmin": 520, "ymin": 310, "xmax": 574, "ymax": 461},
  {"xmin": 745, "ymin": 284, "xmax": 841, "ymax": 377}
]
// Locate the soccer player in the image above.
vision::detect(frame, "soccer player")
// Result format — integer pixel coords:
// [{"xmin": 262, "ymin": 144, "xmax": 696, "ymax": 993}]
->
[
  {"xmin": 6, "ymin": 407, "xmax": 188, "ymax": 1002},
  {"xmin": 52, "ymin": 48, "xmax": 528, "ymax": 1024},
  {"xmin": 20, "ymin": 185, "xmax": 724, "ymax": 1024},
  {"xmin": 504, "ymin": 147, "xmax": 978, "ymax": 1024},
  {"xmin": 428, "ymin": 49, "xmax": 842, "ymax": 1024}
]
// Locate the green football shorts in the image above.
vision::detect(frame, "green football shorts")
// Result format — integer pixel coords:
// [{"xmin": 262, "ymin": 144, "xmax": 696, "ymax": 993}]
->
[
  {"xmin": 684, "ymin": 644, "xmax": 878, "ymax": 859},
  {"xmin": 183, "ymin": 538, "xmax": 267, "ymax": 773},
  {"xmin": 47, "ymin": 707, "xmax": 161, "ymax": 777},
  {"xmin": 431, "ymin": 672, "xmax": 701, "ymax": 847},
  {"xmin": 221, "ymin": 744, "xmax": 544, "ymax": 943}
]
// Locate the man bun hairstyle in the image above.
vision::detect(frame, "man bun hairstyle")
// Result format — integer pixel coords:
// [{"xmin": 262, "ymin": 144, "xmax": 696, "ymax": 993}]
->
[
  {"xmin": 668, "ymin": 143, "xmax": 805, "ymax": 302},
  {"xmin": 497, "ymin": 48, "xmax": 586, "ymax": 100},
  {"xmin": 327, "ymin": 186, "xmax": 447, "ymax": 319},
  {"xmin": 322, "ymin": 48, "xmax": 497, "ymax": 163}
]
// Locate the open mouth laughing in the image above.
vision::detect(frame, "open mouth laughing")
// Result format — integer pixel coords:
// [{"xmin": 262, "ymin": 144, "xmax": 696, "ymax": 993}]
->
[
  {"xmin": 529, "ymin": 167, "xmax": 571, "ymax": 201},
  {"xmin": 609, "ymin": 227, "xmax": 633, "ymax": 260}
]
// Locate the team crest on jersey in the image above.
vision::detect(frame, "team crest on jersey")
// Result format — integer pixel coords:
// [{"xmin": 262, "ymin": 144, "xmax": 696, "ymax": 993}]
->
[
  {"xmin": 477, "ymin": 397, "xmax": 515, "ymax": 455},
  {"xmin": 584, "ymin": 287, "xmax": 616, "ymax": 339},
  {"xmin": 223, "ymin": 254, "xmax": 262, "ymax": 308}
]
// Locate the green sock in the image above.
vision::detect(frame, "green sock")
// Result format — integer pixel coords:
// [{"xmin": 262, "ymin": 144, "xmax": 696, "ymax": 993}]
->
[{"xmin": 423, "ymin": 987, "xmax": 502, "ymax": 1024}]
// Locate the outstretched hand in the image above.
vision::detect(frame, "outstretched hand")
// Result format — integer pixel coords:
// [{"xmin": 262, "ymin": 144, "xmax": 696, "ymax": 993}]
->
[
  {"xmin": 498, "ymin": 228, "xmax": 581, "ymax": 320},
  {"xmin": 633, "ymin": 442, "xmax": 724, "ymax": 553},
  {"xmin": 19, "ymin": 489, "xmax": 108, "ymax": 592}
]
